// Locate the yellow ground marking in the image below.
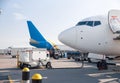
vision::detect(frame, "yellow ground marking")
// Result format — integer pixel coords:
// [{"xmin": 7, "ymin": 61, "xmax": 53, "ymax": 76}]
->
[{"xmin": 8, "ymin": 75, "xmax": 14, "ymax": 83}]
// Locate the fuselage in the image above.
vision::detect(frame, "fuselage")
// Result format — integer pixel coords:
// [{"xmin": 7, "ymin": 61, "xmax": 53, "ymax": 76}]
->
[{"xmin": 58, "ymin": 15, "xmax": 120, "ymax": 55}]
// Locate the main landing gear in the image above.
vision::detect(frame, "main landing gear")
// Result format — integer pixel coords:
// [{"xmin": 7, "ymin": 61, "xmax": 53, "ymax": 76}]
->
[{"xmin": 97, "ymin": 60, "xmax": 108, "ymax": 70}]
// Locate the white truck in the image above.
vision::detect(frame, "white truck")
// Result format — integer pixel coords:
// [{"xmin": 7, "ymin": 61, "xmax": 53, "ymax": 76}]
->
[
  {"xmin": 10, "ymin": 48, "xmax": 31, "ymax": 58},
  {"xmin": 18, "ymin": 48, "xmax": 52, "ymax": 69},
  {"xmin": 11, "ymin": 48, "xmax": 21, "ymax": 58},
  {"xmin": 0, "ymin": 49, "xmax": 6, "ymax": 55}
]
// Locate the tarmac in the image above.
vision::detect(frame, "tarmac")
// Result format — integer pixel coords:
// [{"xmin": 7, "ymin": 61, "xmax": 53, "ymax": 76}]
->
[{"xmin": 0, "ymin": 55, "xmax": 120, "ymax": 83}]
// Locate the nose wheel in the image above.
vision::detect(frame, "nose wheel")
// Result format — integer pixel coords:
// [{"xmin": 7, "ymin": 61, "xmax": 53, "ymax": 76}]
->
[
  {"xmin": 97, "ymin": 60, "xmax": 108, "ymax": 70},
  {"xmin": 79, "ymin": 53, "xmax": 88, "ymax": 68}
]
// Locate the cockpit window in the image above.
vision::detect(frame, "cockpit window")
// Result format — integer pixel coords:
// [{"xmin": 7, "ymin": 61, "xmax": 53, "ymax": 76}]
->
[
  {"xmin": 76, "ymin": 21, "xmax": 101, "ymax": 27},
  {"xmin": 77, "ymin": 21, "xmax": 87, "ymax": 25},
  {"xmin": 94, "ymin": 21, "xmax": 101, "ymax": 26},
  {"xmin": 86, "ymin": 21, "xmax": 93, "ymax": 27}
]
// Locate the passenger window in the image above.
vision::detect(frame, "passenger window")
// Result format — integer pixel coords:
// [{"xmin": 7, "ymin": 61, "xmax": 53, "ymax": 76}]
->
[
  {"xmin": 94, "ymin": 21, "xmax": 101, "ymax": 26},
  {"xmin": 86, "ymin": 21, "xmax": 93, "ymax": 27}
]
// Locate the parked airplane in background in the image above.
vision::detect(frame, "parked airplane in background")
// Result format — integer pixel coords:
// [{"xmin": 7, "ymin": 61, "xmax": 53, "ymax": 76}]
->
[
  {"xmin": 58, "ymin": 10, "xmax": 120, "ymax": 68},
  {"xmin": 27, "ymin": 21, "xmax": 59, "ymax": 59}
]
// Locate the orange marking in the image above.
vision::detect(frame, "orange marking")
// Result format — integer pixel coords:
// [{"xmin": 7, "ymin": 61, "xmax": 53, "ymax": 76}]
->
[{"xmin": 111, "ymin": 16, "xmax": 117, "ymax": 19}]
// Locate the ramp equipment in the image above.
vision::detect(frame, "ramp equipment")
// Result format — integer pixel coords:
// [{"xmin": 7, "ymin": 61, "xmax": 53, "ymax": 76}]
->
[
  {"xmin": 108, "ymin": 10, "xmax": 120, "ymax": 34},
  {"xmin": 108, "ymin": 10, "xmax": 120, "ymax": 40}
]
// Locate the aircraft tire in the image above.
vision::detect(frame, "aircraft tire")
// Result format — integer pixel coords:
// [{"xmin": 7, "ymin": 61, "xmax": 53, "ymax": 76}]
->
[{"xmin": 97, "ymin": 60, "xmax": 108, "ymax": 70}]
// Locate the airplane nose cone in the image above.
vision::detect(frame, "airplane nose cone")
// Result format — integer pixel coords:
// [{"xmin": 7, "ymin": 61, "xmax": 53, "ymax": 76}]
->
[
  {"xmin": 58, "ymin": 31, "xmax": 66, "ymax": 43},
  {"xmin": 58, "ymin": 27, "xmax": 76, "ymax": 47}
]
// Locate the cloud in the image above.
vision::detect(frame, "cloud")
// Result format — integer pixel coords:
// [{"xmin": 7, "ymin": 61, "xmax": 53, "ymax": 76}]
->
[
  {"xmin": 13, "ymin": 3, "xmax": 22, "ymax": 9},
  {"xmin": 13, "ymin": 12, "xmax": 26, "ymax": 20}
]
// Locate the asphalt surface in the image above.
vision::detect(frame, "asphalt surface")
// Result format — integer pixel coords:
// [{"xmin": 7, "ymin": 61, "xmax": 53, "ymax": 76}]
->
[
  {"xmin": 4, "ymin": 65, "xmax": 120, "ymax": 83},
  {"xmin": 1, "ymin": 55, "xmax": 120, "ymax": 83}
]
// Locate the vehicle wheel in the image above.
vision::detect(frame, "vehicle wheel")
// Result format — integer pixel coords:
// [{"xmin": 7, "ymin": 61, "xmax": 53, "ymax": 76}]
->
[
  {"xmin": 20, "ymin": 63, "xmax": 30, "ymax": 69},
  {"xmin": 67, "ymin": 55, "xmax": 71, "ymax": 59},
  {"xmin": 19, "ymin": 63, "xmax": 24, "ymax": 69},
  {"xmin": 46, "ymin": 62, "xmax": 52, "ymax": 69},
  {"xmin": 53, "ymin": 55, "xmax": 59, "ymax": 59},
  {"xmin": 12, "ymin": 56, "xmax": 16, "ymax": 58}
]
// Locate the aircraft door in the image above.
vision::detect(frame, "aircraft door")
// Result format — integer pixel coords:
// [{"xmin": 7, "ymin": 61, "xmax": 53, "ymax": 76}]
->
[{"xmin": 108, "ymin": 10, "xmax": 120, "ymax": 34}]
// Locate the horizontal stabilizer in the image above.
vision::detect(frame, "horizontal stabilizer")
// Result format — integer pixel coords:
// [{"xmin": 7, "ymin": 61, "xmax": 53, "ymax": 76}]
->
[{"xmin": 30, "ymin": 38, "xmax": 39, "ymax": 44}]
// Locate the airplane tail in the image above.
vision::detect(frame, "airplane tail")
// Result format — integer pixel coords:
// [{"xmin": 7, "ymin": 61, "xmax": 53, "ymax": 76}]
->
[
  {"xmin": 27, "ymin": 21, "xmax": 46, "ymax": 44},
  {"xmin": 27, "ymin": 21, "xmax": 59, "ymax": 50}
]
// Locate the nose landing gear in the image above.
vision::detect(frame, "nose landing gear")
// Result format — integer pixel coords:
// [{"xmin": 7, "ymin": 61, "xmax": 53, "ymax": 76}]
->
[{"xmin": 97, "ymin": 60, "xmax": 108, "ymax": 70}]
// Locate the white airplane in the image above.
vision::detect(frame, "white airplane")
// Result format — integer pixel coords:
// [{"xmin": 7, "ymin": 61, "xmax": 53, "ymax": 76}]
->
[{"xmin": 58, "ymin": 10, "xmax": 120, "ymax": 57}]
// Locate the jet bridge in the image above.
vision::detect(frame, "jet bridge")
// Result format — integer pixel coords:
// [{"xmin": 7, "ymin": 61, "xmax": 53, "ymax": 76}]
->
[
  {"xmin": 108, "ymin": 10, "xmax": 120, "ymax": 40},
  {"xmin": 108, "ymin": 10, "xmax": 120, "ymax": 34}
]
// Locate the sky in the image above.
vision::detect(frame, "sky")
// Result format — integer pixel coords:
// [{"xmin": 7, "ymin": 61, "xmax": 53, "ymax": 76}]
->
[{"xmin": 0, "ymin": 0, "xmax": 120, "ymax": 49}]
